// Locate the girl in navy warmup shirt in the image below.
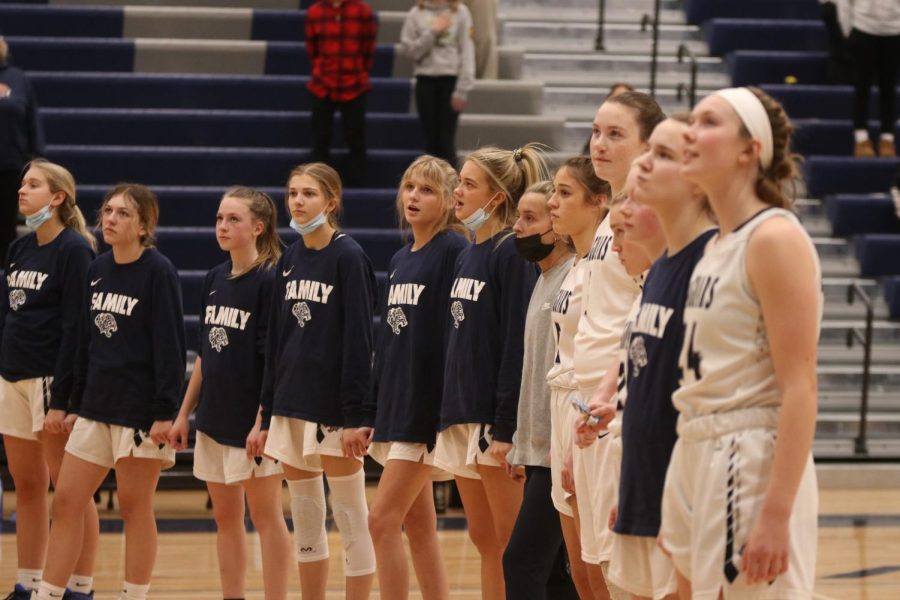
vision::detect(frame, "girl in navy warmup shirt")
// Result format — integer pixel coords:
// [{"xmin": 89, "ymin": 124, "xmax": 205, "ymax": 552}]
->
[
  {"xmin": 361, "ymin": 155, "xmax": 467, "ymax": 600},
  {"xmin": 34, "ymin": 184, "xmax": 186, "ymax": 600},
  {"xmin": 605, "ymin": 116, "xmax": 716, "ymax": 600},
  {"xmin": 259, "ymin": 163, "xmax": 377, "ymax": 600},
  {"xmin": 433, "ymin": 143, "xmax": 546, "ymax": 600},
  {"xmin": 168, "ymin": 187, "xmax": 291, "ymax": 600},
  {"xmin": 0, "ymin": 160, "xmax": 97, "ymax": 600}
]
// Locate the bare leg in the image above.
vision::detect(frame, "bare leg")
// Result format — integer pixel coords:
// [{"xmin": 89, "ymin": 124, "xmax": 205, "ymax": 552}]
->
[
  {"xmin": 206, "ymin": 482, "xmax": 248, "ymax": 599},
  {"xmin": 114, "ymin": 456, "xmax": 162, "ymax": 585},
  {"xmin": 560, "ymin": 510, "xmax": 592, "ymax": 599},
  {"xmin": 3, "ymin": 434, "xmax": 50, "ymax": 571},
  {"xmin": 454, "ymin": 477, "xmax": 504, "ymax": 600},
  {"xmin": 570, "ymin": 495, "xmax": 611, "ymax": 600},
  {"xmin": 403, "ymin": 482, "xmax": 449, "ymax": 600},
  {"xmin": 244, "ymin": 474, "xmax": 292, "ymax": 600}
]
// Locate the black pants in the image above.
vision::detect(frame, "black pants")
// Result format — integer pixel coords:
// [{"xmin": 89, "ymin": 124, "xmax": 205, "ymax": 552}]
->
[
  {"xmin": 848, "ymin": 28, "xmax": 900, "ymax": 133},
  {"xmin": 415, "ymin": 75, "xmax": 460, "ymax": 168},
  {"xmin": 0, "ymin": 168, "xmax": 22, "ymax": 264},
  {"xmin": 503, "ymin": 466, "xmax": 579, "ymax": 600},
  {"xmin": 310, "ymin": 92, "xmax": 367, "ymax": 187}
]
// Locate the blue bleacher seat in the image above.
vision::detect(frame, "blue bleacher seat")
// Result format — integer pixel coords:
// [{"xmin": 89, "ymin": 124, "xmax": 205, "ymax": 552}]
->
[
  {"xmin": 824, "ymin": 194, "xmax": 900, "ymax": 236},
  {"xmin": 31, "ymin": 73, "xmax": 412, "ymax": 113},
  {"xmin": 792, "ymin": 120, "xmax": 900, "ymax": 156},
  {"xmin": 884, "ymin": 276, "xmax": 900, "ymax": 319},
  {"xmin": 704, "ymin": 19, "xmax": 827, "ymax": 56},
  {"xmin": 761, "ymin": 84, "xmax": 900, "ymax": 120},
  {"xmin": 727, "ymin": 50, "xmax": 828, "ymax": 86},
  {"xmin": 41, "ymin": 108, "xmax": 424, "ymax": 149},
  {"xmin": 264, "ymin": 42, "xmax": 393, "ymax": 77},
  {"xmin": 854, "ymin": 234, "xmax": 900, "ymax": 277},
  {"xmin": 805, "ymin": 157, "xmax": 900, "ymax": 197},
  {"xmin": 682, "ymin": 0, "xmax": 820, "ymax": 25},
  {"xmin": 0, "ymin": 4, "xmax": 123, "ymax": 38}
]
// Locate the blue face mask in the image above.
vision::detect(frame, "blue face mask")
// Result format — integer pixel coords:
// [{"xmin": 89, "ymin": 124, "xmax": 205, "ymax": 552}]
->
[
  {"xmin": 289, "ymin": 209, "xmax": 327, "ymax": 236},
  {"xmin": 25, "ymin": 204, "xmax": 53, "ymax": 231},
  {"xmin": 461, "ymin": 194, "xmax": 499, "ymax": 233}
]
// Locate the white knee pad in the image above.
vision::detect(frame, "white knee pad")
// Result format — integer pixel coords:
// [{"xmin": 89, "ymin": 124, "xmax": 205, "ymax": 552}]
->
[
  {"xmin": 288, "ymin": 476, "xmax": 330, "ymax": 563},
  {"xmin": 327, "ymin": 469, "xmax": 376, "ymax": 576}
]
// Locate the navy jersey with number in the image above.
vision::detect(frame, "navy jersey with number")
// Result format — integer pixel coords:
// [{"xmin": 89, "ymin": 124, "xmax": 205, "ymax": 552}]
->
[
  {"xmin": 440, "ymin": 231, "xmax": 539, "ymax": 442},
  {"xmin": 615, "ymin": 229, "xmax": 716, "ymax": 536},
  {"xmin": 195, "ymin": 261, "xmax": 274, "ymax": 448},
  {"xmin": 366, "ymin": 230, "xmax": 467, "ymax": 444},
  {"xmin": 0, "ymin": 228, "xmax": 94, "ymax": 410},
  {"xmin": 260, "ymin": 232, "xmax": 376, "ymax": 429},
  {"xmin": 73, "ymin": 248, "xmax": 186, "ymax": 430}
]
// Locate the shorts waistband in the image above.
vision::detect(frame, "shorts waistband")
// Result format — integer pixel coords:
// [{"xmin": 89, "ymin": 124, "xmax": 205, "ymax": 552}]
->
[{"xmin": 677, "ymin": 406, "xmax": 779, "ymax": 442}]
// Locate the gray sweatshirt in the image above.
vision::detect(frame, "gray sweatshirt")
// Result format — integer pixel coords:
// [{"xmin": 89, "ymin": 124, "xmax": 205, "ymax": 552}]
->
[
  {"xmin": 509, "ymin": 257, "xmax": 575, "ymax": 468},
  {"xmin": 399, "ymin": 1, "xmax": 476, "ymax": 101}
]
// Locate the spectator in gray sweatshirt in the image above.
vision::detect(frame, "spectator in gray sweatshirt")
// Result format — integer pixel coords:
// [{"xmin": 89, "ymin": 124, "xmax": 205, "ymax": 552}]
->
[{"xmin": 400, "ymin": 1, "xmax": 475, "ymax": 168}]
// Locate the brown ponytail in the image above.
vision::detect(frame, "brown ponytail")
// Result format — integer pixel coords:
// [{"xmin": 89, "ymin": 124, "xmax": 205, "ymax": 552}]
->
[{"xmin": 745, "ymin": 86, "xmax": 800, "ymax": 210}]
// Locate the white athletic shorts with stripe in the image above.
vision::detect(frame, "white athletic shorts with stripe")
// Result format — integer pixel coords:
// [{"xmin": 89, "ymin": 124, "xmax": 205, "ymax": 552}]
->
[
  {"xmin": 0, "ymin": 375, "xmax": 52, "ymax": 440},
  {"xmin": 368, "ymin": 441, "xmax": 452, "ymax": 481},
  {"xmin": 433, "ymin": 423, "xmax": 502, "ymax": 480},
  {"xmin": 549, "ymin": 387, "xmax": 576, "ymax": 518},
  {"xmin": 66, "ymin": 416, "xmax": 176, "ymax": 470},
  {"xmin": 659, "ymin": 408, "xmax": 817, "ymax": 599},
  {"xmin": 608, "ymin": 534, "xmax": 678, "ymax": 600},
  {"xmin": 194, "ymin": 430, "xmax": 283, "ymax": 485},
  {"xmin": 264, "ymin": 415, "xmax": 362, "ymax": 473}
]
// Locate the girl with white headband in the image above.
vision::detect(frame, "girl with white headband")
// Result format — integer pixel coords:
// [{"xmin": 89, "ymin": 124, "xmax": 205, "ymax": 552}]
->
[{"xmin": 659, "ymin": 86, "xmax": 821, "ymax": 599}]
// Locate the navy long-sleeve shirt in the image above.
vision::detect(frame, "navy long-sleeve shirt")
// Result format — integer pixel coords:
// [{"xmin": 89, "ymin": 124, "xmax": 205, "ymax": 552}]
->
[
  {"xmin": 0, "ymin": 228, "xmax": 94, "ymax": 410},
  {"xmin": 72, "ymin": 248, "xmax": 186, "ymax": 430},
  {"xmin": 260, "ymin": 232, "xmax": 376, "ymax": 429},
  {"xmin": 366, "ymin": 230, "xmax": 467, "ymax": 443},
  {"xmin": 440, "ymin": 231, "xmax": 539, "ymax": 442},
  {"xmin": 195, "ymin": 261, "xmax": 274, "ymax": 448},
  {"xmin": 0, "ymin": 62, "xmax": 44, "ymax": 170}
]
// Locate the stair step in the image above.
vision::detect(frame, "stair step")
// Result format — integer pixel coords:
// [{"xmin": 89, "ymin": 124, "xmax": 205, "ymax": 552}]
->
[{"xmin": 523, "ymin": 53, "xmax": 728, "ymax": 88}]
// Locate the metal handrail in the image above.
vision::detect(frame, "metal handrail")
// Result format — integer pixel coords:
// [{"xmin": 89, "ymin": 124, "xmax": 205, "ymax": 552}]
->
[
  {"xmin": 639, "ymin": 1, "xmax": 661, "ymax": 98},
  {"xmin": 676, "ymin": 43, "xmax": 698, "ymax": 107},
  {"xmin": 595, "ymin": 0, "xmax": 606, "ymax": 50},
  {"xmin": 846, "ymin": 282, "xmax": 875, "ymax": 456}
]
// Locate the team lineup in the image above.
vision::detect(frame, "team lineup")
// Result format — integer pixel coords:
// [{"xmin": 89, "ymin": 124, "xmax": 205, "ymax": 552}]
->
[{"xmin": 1, "ymin": 86, "xmax": 822, "ymax": 600}]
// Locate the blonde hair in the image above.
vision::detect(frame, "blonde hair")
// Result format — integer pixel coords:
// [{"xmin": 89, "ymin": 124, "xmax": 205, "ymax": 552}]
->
[
  {"xmin": 221, "ymin": 186, "xmax": 283, "ymax": 276},
  {"xmin": 285, "ymin": 163, "xmax": 343, "ymax": 229},
  {"xmin": 396, "ymin": 155, "xmax": 466, "ymax": 240},
  {"xmin": 0, "ymin": 38, "xmax": 8, "ymax": 63},
  {"xmin": 99, "ymin": 184, "xmax": 159, "ymax": 247},
  {"xmin": 24, "ymin": 159, "xmax": 97, "ymax": 252},
  {"xmin": 465, "ymin": 143, "xmax": 550, "ymax": 228},
  {"xmin": 415, "ymin": 0, "xmax": 460, "ymax": 10}
]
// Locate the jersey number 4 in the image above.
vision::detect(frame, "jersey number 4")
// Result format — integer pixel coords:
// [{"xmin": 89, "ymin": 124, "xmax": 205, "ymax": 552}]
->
[{"xmin": 683, "ymin": 322, "xmax": 703, "ymax": 384}]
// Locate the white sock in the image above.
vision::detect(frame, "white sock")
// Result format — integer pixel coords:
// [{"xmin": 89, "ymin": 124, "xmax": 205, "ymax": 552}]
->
[
  {"xmin": 67, "ymin": 575, "xmax": 93, "ymax": 593},
  {"xmin": 17, "ymin": 568, "xmax": 42, "ymax": 590},
  {"xmin": 119, "ymin": 581, "xmax": 150, "ymax": 600},
  {"xmin": 855, "ymin": 129, "xmax": 869, "ymax": 144},
  {"xmin": 33, "ymin": 581, "xmax": 66, "ymax": 600},
  {"xmin": 880, "ymin": 132, "xmax": 895, "ymax": 143}
]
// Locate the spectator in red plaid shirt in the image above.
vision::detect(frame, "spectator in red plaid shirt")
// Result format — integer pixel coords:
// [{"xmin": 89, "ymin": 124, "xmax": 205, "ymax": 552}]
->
[{"xmin": 306, "ymin": 0, "xmax": 377, "ymax": 188}]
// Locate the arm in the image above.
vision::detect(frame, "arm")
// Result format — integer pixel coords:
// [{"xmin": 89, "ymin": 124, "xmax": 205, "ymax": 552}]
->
[
  {"xmin": 741, "ymin": 218, "xmax": 820, "ymax": 584},
  {"xmin": 247, "ymin": 270, "xmax": 276, "ymax": 454},
  {"xmin": 491, "ymin": 248, "xmax": 538, "ymax": 443},
  {"xmin": 68, "ymin": 263, "xmax": 93, "ymax": 417},
  {"xmin": 49, "ymin": 244, "xmax": 93, "ymax": 412},
  {"xmin": 170, "ymin": 356, "xmax": 201, "ymax": 450},
  {"xmin": 149, "ymin": 261, "xmax": 187, "ymax": 445},
  {"xmin": 399, "ymin": 9, "xmax": 438, "ymax": 61},
  {"xmin": 452, "ymin": 6, "xmax": 476, "ymax": 105},
  {"xmin": 258, "ymin": 262, "xmax": 283, "ymax": 431}
]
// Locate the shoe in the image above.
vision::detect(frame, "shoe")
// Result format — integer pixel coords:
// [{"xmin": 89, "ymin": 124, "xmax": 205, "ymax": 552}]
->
[
  {"xmin": 879, "ymin": 138, "xmax": 897, "ymax": 158},
  {"xmin": 855, "ymin": 139, "xmax": 876, "ymax": 158},
  {"xmin": 3, "ymin": 584, "xmax": 31, "ymax": 600},
  {"xmin": 63, "ymin": 590, "xmax": 94, "ymax": 600}
]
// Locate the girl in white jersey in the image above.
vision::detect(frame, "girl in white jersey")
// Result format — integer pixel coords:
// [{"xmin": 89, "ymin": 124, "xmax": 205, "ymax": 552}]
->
[
  {"xmin": 543, "ymin": 156, "xmax": 609, "ymax": 599},
  {"xmin": 574, "ymin": 91, "xmax": 664, "ymax": 599},
  {"xmin": 659, "ymin": 87, "xmax": 821, "ymax": 599}
]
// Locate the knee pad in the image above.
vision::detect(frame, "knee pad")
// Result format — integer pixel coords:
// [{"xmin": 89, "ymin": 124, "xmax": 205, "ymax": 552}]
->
[
  {"xmin": 327, "ymin": 469, "xmax": 376, "ymax": 576},
  {"xmin": 288, "ymin": 476, "xmax": 329, "ymax": 563}
]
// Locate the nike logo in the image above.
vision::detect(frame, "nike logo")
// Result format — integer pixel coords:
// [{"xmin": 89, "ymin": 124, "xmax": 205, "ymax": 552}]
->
[
  {"xmin": 390, "ymin": 270, "xmax": 396, "ymax": 280},
  {"xmin": 49, "ymin": 593, "xmax": 63, "ymax": 598},
  {"xmin": 8, "ymin": 263, "xmax": 13, "ymax": 269},
  {"xmin": 282, "ymin": 266, "xmax": 294, "ymax": 277},
  {"xmin": 209, "ymin": 290, "xmax": 216, "ymax": 296},
  {"xmin": 90, "ymin": 278, "xmax": 102, "ymax": 286},
  {"xmin": 74, "ymin": 582, "xmax": 90, "ymax": 588}
]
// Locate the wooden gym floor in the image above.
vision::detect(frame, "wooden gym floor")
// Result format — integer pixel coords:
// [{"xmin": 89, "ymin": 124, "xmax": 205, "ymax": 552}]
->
[{"xmin": 2, "ymin": 487, "xmax": 899, "ymax": 599}]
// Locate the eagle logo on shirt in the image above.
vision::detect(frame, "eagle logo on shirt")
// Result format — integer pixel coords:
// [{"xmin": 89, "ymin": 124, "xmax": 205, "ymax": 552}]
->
[
  {"xmin": 9, "ymin": 289, "xmax": 26, "ymax": 311},
  {"xmin": 451, "ymin": 300, "xmax": 465, "ymax": 329},
  {"xmin": 94, "ymin": 312, "xmax": 118, "ymax": 338},
  {"xmin": 292, "ymin": 301, "xmax": 312, "ymax": 327},
  {"xmin": 386, "ymin": 307, "xmax": 408, "ymax": 335},
  {"xmin": 629, "ymin": 335, "xmax": 648, "ymax": 378},
  {"xmin": 209, "ymin": 327, "xmax": 229, "ymax": 352}
]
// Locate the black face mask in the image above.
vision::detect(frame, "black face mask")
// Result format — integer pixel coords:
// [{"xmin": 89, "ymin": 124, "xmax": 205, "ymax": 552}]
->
[{"xmin": 514, "ymin": 229, "xmax": 555, "ymax": 262}]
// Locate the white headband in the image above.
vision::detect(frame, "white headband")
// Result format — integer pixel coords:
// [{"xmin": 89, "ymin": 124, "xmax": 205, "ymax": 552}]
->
[{"xmin": 714, "ymin": 87, "xmax": 773, "ymax": 170}]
